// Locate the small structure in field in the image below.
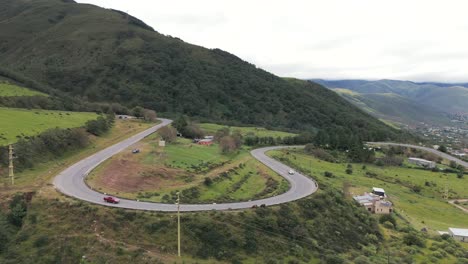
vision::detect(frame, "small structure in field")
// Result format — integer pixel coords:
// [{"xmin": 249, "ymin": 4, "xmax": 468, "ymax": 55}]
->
[
  {"xmin": 408, "ymin": 157, "xmax": 436, "ymax": 168},
  {"xmin": 353, "ymin": 192, "xmax": 393, "ymax": 214},
  {"xmin": 159, "ymin": 140, "xmax": 165, "ymax": 147},
  {"xmin": 372, "ymin": 187, "xmax": 386, "ymax": 197},
  {"xmin": 198, "ymin": 139, "xmax": 213, "ymax": 145},
  {"xmin": 448, "ymin": 228, "xmax": 468, "ymax": 242}
]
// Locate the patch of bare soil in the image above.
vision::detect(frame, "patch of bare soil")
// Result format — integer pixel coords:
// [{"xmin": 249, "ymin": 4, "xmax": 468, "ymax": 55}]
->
[{"xmin": 96, "ymin": 157, "xmax": 187, "ymax": 193}]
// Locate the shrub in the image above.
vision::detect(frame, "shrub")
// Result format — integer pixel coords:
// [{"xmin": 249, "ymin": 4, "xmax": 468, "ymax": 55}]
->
[
  {"xmin": 324, "ymin": 171, "xmax": 334, "ymax": 178},
  {"xmin": 204, "ymin": 177, "xmax": 213, "ymax": 186},
  {"xmin": 403, "ymin": 232, "xmax": 425, "ymax": 248},
  {"xmin": 34, "ymin": 235, "xmax": 49, "ymax": 248},
  {"xmin": 411, "ymin": 185, "xmax": 422, "ymax": 193},
  {"xmin": 379, "ymin": 214, "xmax": 397, "ymax": 227}
]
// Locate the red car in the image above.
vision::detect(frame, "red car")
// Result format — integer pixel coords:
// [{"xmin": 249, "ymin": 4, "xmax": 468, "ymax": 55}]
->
[{"xmin": 103, "ymin": 196, "xmax": 120, "ymax": 204}]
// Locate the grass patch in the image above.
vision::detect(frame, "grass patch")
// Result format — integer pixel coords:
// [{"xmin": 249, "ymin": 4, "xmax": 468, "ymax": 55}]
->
[
  {"xmin": 0, "ymin": 119, "xmax": 155, "ymax": 191},
  {"xmin": 0, "ymin": 107, "xmax": 98, "ymax": 145},
  {"xmin": 199, "ymin": 123, "xmax": 296, "ymax": 138},
  {"xmin": 0, "ymin": 82, "xmax": 47, "ymax": 97}
]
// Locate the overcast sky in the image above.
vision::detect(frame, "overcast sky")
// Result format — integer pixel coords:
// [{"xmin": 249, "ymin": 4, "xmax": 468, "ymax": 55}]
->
[{"xmin": 77, "ymin": 0, "xmax": 468, "ymax": 82}]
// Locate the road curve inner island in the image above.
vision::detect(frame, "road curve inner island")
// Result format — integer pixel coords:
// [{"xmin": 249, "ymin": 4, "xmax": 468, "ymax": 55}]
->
[{"xmin": 53, "ymin": 118, "xmax": 318, "ymax": 212}]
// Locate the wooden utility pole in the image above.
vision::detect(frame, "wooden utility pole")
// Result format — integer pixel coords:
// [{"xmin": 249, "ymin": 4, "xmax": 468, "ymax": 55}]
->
[
  {"xmin": 176, "ymin": 192, "xmax": 181, "ymax": 257},
  {"xmin": 8, "ymin": 145, "xmax": 14, "ymax": 185}
]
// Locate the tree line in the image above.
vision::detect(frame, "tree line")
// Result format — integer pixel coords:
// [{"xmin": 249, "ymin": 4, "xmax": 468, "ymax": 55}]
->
[{"xmin": 0, "ymin": 114, "xmax": 114, "ymax": 172}]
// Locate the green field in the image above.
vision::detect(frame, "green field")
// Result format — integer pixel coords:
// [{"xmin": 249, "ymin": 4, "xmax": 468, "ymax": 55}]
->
[
  {"xmin": 0, "ymin": 82, "xmax": 47, "ymax": 97},
  {"xmin": 199, "ymin": 123, "xmax": 296, "ymax": 138},
  {"xmin": 268, "ymin": 149, "xmax": 468, "ymax": 231},
  {"xmin": 0, "ymin": 108, "xmax": 98, "ymax": 145}
]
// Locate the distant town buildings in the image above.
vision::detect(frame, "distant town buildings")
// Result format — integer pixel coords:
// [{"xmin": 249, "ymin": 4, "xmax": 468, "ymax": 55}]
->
[
  {"xmin": 353, "ymin": 188, "xmax": 393, "ymax": 214},
  {"xmin": 408, "ymin": 157, "xmax": 436, "ymax": 169}
]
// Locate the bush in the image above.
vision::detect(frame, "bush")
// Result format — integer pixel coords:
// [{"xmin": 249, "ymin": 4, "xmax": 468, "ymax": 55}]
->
[
  {"xmin": 411, "ymin": 185, "xmax": 422, "ymax": 193},
  {"xmin": 34, "ymin": 235, "xmax": 49, "ymax": 248},
  {"xmin": 204, "ymin": 177, "xmax": 213, "ymax": 186},
  {"xmin": 324, "ymin": 171, "xmax": 334, "ymax": 178},
  {"xmin": 403, "ymin": 232, "xmax": 425, "ymax": 248},
  {"xmin": 379, "ymin": 214, "xmax": 397, "ymax": 227}
]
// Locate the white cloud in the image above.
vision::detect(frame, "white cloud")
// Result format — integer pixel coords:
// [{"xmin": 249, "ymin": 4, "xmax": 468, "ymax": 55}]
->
[{"xmin": 77, "ymin": 0, "xmax": 468, "ymax": 82}]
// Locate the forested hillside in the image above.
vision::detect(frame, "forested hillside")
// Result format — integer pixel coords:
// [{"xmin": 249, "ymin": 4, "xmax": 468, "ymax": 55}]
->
[{"xmin": 0, "ymin": 0, "xmax": 404, "ymax": 141}]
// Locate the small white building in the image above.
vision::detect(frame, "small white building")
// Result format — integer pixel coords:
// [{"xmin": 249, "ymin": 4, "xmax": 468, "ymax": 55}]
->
[
  {"xmin": 408, "ymin": 157, "xmax": 436, "ymax": 169},
  {"xmin": 448, "ymin": 228, "xmax": 468, "ymax": 242},
  {"xmin": 372, "ymin": 187, "xmax": 386, "ymax": 197}
]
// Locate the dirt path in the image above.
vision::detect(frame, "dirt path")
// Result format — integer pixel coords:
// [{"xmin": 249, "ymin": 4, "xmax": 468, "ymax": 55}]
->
[{"xmin": 449, "ymin": 199, "xmax": 468, "ymax": 213}]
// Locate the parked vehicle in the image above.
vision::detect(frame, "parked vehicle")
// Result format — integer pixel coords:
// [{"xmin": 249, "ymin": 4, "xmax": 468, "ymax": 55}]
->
[
  {"xmin": 132, "ymin": 149, "xmax": 140, "ymax": 154},
  {"xmin": 103, "ymin": 196, "xmax": 120, "ymax": 204}
]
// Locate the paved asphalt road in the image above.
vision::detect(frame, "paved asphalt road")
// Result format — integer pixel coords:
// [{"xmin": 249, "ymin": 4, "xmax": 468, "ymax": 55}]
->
[
  {"xmin": 368, "ymin": 142, "xmax": 468, "ymax": 169},
  {"xmin": 53, "ymin": 118, "xmax": 318, "ymax": 212}
]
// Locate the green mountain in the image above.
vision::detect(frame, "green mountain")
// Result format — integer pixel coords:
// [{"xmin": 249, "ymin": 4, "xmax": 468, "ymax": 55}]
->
[
  {"xmin": 0, "ymin": 0, "xmax": 403, "ymax": 141},
  {"xmin": 313, "ymin": 79, "xmax": 468, "ymax": 115}
]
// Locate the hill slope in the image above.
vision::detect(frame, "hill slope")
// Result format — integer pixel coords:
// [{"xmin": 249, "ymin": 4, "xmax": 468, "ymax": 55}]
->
[
  {"xmin": 332, "ymin": 88, "xmax": 451, "ymax": 126},
  {"xmin": 0, "ymin": 0, "xmax": 401, "ymax": 141},
  {"xmin": 313, "ymin": 79, "xmax": 468, "ymax": 115}
]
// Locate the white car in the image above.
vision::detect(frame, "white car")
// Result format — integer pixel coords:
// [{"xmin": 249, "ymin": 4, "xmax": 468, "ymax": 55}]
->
[{"xmin": 288, "ymin": 169, "xmax": 295, "ymax": 175}]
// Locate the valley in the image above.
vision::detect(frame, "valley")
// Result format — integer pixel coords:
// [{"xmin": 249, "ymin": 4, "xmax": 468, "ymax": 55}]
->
[{"xmin": 0, "ymin": 0, "xmax": 467, "ymax": 263}]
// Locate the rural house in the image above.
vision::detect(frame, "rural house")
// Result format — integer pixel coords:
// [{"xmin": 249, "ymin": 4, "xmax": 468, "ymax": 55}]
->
[
  {"xmin": 408, "ymin": 157, "xmax": 436, "ymax": 168},
  {"xmin": 353, "ymin": 192, "xmax": 393, "ymax": 214},
  {"xmin": 448, "ymin": 228, "xmax": 468, "ymax": 242}
]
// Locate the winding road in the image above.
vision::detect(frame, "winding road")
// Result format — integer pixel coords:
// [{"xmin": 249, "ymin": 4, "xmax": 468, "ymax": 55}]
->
[
  {"xmin": 53, "ymin": 118, "xmax": 318, "ymax": 212},
  {"xmin": 367, "ymin": 142, "xmax": 468, "ymax": 169}
]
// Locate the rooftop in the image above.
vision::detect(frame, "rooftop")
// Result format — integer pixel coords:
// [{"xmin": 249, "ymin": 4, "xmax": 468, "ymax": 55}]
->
[
  {"xmin": 449, "ymin": 228, "xmax": 468, "ymax": 237},
  {"xmin": 408, "ymin": 157, "xmax": 434, "ymax": 163},
  {"xmin": 372, "ymin": 187, "xmax": 385, "ymax": 193}
]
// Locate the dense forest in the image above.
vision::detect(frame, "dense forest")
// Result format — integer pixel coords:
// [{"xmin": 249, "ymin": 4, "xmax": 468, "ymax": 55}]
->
[{"xmin": 0, "ymin": 0, "xmax": 408, "ymax": 142}]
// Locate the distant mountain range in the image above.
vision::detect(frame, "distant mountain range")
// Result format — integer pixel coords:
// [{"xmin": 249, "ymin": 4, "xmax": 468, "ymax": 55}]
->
[{"xmin": 312, "ymin": 79, "xmax": 468, "ymax": 126}]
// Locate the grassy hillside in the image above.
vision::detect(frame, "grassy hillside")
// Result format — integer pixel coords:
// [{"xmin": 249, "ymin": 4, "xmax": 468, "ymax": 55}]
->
[
  {"xmin": 333, "ymin": 88, "xmax": 451, "ymax": 126},
  {"xmin": 0, "ymin": 0, "xmax": 402, "ymax": 142},
  {"xmin": 269, "ymin": 148, "xmax": 468, "ymax": 231},
  {"xmin": 0, "ymin": 82, "xmax": 47, "ymax": 97},
  {"xmin": 0, "ymin": 108, "xmax": 98, "ymax": 145}
]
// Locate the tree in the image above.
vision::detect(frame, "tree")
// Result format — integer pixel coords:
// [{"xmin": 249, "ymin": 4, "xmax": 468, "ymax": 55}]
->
[
  {"xmin": 438, "ymin": 145, "xmax": 447, "ymax": 153},
  {"xmin": 219, "ymin": 136, "xmax": 237, "ymax": 153},
  {"xmin": 132, "ymin": 106, "xmax": 144, "ymax": 118},
  {"xmin": 215, "ymin": 127, "xmax": 230, "ymax": 142},
  {"xmin": 7, "ymin": 194, "xmax": 27, "ymax": 227},
  {"xmin": 449, "ymin": 161, "xmax": 457, "ymax": 168},
  {"xmin": 457, "ymin": 170, "xmax": 464, "ymax": 179},
  {"xmin": 142, "ymin": 109, "xmax": 157, "ymax": 122},
  {"xmin": 173, "ymin": 115, "xmax": 188, "ymax": 133},
  {"xmin": 346, "ymin": 164, "xmax": 353, "ymax": 175},
  {"xmin": 232, "ymin": 130, "xmax": 243, "ymax": 148},
  {"xmin": 184, "ymin": 124, "xmax": 205, "ymax": 139},
  {"xmin": 158, "ymin": 126, "xmax": 177, "ymax": 142}
]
